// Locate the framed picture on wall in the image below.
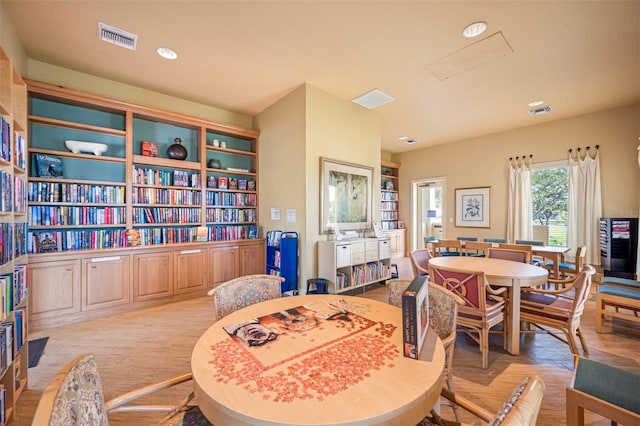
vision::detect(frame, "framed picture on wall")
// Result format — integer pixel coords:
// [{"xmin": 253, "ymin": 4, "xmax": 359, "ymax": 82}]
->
[
  {"xmin": 455, "ymin": 186, "xmax": 491, "ymax": 228},
  {"xmin": 320, "ymin": 157, "xmax": 373, "ymax": 233}
]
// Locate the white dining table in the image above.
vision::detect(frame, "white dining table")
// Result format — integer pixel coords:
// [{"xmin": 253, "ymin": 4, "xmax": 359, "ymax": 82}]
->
[
  {"xmin": 191, "ymin": 294, "xmax": 445, "ymax": 425},
  {"xmin": 429, "ymin": 256, "xmax": 549, "ymax": 355},
  {"xmin": 531, "ymin": 245, "xmax": 570, "ymax": 279}
]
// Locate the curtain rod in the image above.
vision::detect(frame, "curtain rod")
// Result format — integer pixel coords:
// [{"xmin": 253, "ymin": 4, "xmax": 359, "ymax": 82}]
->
[
  {"xmin": 509, "ymin": 154, "xmax": 533, "ymax": 161},
  {"xmin": 568, "ymin": 145, "xmax": 600, "ymax": 154}
]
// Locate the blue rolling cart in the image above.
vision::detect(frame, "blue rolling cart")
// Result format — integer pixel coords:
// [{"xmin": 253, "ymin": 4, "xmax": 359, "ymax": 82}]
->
[{"xmin": 266, "ymin": 230, "xmax": 299, "ymax": 294}]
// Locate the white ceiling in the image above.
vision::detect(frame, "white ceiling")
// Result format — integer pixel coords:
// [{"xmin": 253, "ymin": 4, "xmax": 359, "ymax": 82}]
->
[{"xmin": 3, "ymin": 1, "xmax": 639, "ymax": 153}]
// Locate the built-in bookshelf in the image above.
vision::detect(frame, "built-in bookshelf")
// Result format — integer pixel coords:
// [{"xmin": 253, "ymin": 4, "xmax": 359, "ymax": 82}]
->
[
  {"xmin": 25, "ymin": 80, "xmax": 265, "ymax": 332},
  {"xmin": 0, "ymin": 44, "xmax": 29, "ymax": 423},
  {"xmin": 26, "ymin": 80, "xmax": 260, "ymax": 253},
  {"xmin": 380, "ymin": 161, "xmax": 405, "ymax": 258},
  {"xmin": 380, "ymin": 161, "xmax": 400, "ymax": 230}
]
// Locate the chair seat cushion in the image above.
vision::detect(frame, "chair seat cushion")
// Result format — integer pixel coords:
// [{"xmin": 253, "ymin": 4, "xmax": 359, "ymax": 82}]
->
[
  {"xmin": 598, "ymin": 285, "xmax": 640, "ymax": 300},
  {"xmin": 602, "ymin": 276, "xmax": 640, "ymax": 289},
  {"xmin": 440, "ymin": 251, "xmax": 461, "ymax": 256},
  {"xmin": 520, "ymin": 293, "xmax": 572, "ymax": 320},
  {"xmin": 573, "ymin": 358, "xmax": 640, "ymax": 415},
  {"xmin": 544, "ymin": 261, "xmax": 575, "ymax": 270}
]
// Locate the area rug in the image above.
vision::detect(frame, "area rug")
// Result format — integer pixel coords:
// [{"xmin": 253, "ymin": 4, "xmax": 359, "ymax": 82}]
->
[{"xmin": 28, "ymin": 336, "xmax": 49, "ymax": 368}]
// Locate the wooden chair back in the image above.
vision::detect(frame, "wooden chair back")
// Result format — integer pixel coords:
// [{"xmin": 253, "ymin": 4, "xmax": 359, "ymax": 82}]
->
[
  {"xmin": 435, "ymin": 239, "xmax": 462, "ymax": 256},
  {"xmin": 426, "ymin": 375, "xmax": 545, "ymax": 426},
  {"xmin": 208, "ymin": 274, "xmax": 285, "ymax": 321},
  {"xmin": 464, "ymin": 241, "xmax": 492, "ymax": 257},
  {"xmin": 498, "ymin": 243, "xmax": 534, "ymax": 262},
  {"xmin": 429, "ymin": 264, "xmax": 486, "ymax": 311},
  {"xmin": 484, "ymin": 238, "xmax": 508, "ymax": 243},
  {"xmin": 516, "ymin": 239, "xmax": 545, "ymax": 246},
  {"xmin": 410, "ymin": 248, "xmax": 431, "ymax": 276},
  {"xmin": 487, "ymin": 247, "xmax": 531, "ymax": 264}
]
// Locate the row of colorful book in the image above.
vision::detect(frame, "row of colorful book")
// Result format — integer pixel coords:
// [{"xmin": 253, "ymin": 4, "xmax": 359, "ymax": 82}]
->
[
  {"xmin": 205, "ymin": 192, "xmax": 257, "ymax": 207},
  {"xmin": 13, "ymin": 131, "xmax": 26, "ymax": 171},
  {"xmin": 0, "ymin": 116, "xmax": 12, "ymax": 164},
  {"xmin": 27, "ymin": 182, "xmax": 126, "ymax": 204},
  {"xmin": 0, "ymin": 172, "xmax": 13, "ymax": 213},
  {"xmin": 0, "ymin": 265, "xmax": 27, "ymax": 320},
  {"xmin": 205, "ymin": 208, "xmax": 257, "ymax": 223},
  {"xmin": 133, "ymin": 166, "xmax": 200, "ymax": 188},
  {"xmin": 29, "ymin": 206, "xmax": 127, "ymax": 226},
  {"xmin": 13, "ymin": 177, "xmax": 26, "ymax": 214},
  {"xmin": 27, "ymin": 229, "xmax": 128, "ymax": 253},
  {"xmin": 133, "ymin": 207, "xmax": 201, "ymax": 224},
  {"xmin": 207, "ymin": 224, "xmax": 259, "ymax": 241},
  {"xmin": 132, "ymin": 187, "xmax": 202, "ymax": 205}
]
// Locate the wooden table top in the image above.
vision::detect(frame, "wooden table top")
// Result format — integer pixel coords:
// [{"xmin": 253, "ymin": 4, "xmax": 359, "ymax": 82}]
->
[
  {"xmin": 429, "ymin": 256, "xmax": 549, "ymax": 284},
  {"xmin": 191, "ymin": 294, "xmax": 445, "ymax": 426}
]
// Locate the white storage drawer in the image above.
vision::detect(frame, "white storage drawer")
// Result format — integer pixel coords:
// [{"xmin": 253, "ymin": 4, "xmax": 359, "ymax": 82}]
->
[
  {"xmin": 335, "ymin": 244, "xmax": 351, "ymax": 268},
  {"xmin": 379, "ymin": 238, "xmax": 391, "ymax": 259}
]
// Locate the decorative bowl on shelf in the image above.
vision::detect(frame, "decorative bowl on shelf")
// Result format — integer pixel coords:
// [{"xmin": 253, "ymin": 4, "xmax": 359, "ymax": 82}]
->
[{"xmin": 65, "ymin": 140, "xmax": 108, "ymax": 156}]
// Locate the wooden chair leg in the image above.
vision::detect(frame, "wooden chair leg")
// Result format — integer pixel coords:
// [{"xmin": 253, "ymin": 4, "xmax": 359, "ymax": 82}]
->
[
  {"xmin": 482, "ymin": 329, "xmax": 489, "ymax": 370},
  {"xmin": 576, "ymin": 326, "xmax": 589, "ymax": 355}
]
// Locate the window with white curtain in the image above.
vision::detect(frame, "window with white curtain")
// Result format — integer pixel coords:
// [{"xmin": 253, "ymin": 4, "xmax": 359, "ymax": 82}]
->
[{"xmin": 532, "ymin": 161, "xmax": 568, "ymax": 246}]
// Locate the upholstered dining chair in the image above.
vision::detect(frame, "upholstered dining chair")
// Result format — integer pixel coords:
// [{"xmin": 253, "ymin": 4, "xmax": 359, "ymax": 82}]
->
[
  {"xmin": 387, "ymin": 278, "xmax": 465, "ymax": 421},
  {"xmin": 208, "ymin": 274, "xmax": 285, "ymax": 321},
  {"xmin": 419, "ymin": 375, "xmax": 546, "ymax": 426},
  {"xmin": 544, "ymin": 245, "xmax": 586, "ymax": 279},
  {"xmin": 32, "ymin": 353, "xmax": 211, "ymax": 426},
  {"xmin": 462, "ymin": 241, "xmax": 492, "ymax": 257},
  {"xmin": 457, "ymin": 236, "xmax": 478, "ymax": 242},
  {"xmin": 428, "ymin": 264, "xmax": 507, "ymax": 369},
  {"xmin": 519, "ymin": 264, "xmax": 595, "ymax": 356},
  {"xmin": 487, "ymin": 247, "xmax": 531, "ymax": 264},
  {"xmin": 484, "ymin": 237, "xmax": 508, "ymax": 243},
  {"xmin": 498, "ymin": 243, "xmax": 536, "ymax": 265},
  {"xmin": 410, "ymin": 248, "xmax": 432, "ymax": 277},
  {"xmin": 435, "ymin": 239, "xmax": 463, "ymax": 257}
]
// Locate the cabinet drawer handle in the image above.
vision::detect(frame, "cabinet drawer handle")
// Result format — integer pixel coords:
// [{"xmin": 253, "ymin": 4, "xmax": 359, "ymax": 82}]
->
[
  {"xmin": 92, "ymin": 256, "xmax": 121, "ymax": 263},
  {"xmin": 181, "ymin": 249, "xmax": 202, "ymax": 254}
]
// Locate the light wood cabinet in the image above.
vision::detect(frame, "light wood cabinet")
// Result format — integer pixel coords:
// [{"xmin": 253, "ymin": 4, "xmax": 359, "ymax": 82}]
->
[
  {"xmin": 82, "ymin": 255, "xmax": 131, "ymax": 310},
  {"xmin": 175, "ymin": 248, "xmax": 207, "ymax": 294},
  {"xmin": 29, "ymin": 260, "xmax": 81, "ymax": 320},
  {"xmin": 133, "ymin": 251, "xmax": 174, "ymax": 301},
  {"xmin": 384, "ymin": 229, "xmax": 406, "ymax": 258},
  {"xmin": 28, "ymin": 239, "xmax": 265, "ymax": 330}
]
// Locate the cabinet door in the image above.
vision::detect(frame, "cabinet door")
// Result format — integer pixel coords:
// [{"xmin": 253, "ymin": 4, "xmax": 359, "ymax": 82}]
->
[
  {"xmin": 240, "ymin": 243, "xmax": 265, "ymax": 276},
  {"xmin": 175, "ymin": 249, "xmax": 207, "ymax": 295},
  {"xmin": 209, "ymin": 246, "xmax": 239, "ymax": 288},
  {"xmin": 29, "ymin": 260, "xmax": 81, "ymax": 321},
  {"xmin": 82, "ymin": 256, "xmax": 131, "ymax": 311},
  {"xmin": 133, "ymin": 251, "xmax": 174, "ymax": 301}
]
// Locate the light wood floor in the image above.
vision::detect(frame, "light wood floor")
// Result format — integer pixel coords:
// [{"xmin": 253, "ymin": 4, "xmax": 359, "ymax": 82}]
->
[{"xmin": 14, "ymin": 258, "xmax": 640, "ymax": 425}]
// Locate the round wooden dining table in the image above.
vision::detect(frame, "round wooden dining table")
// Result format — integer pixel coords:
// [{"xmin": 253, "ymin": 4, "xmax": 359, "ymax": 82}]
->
[
  {"xmin": 191, "ymin": 294, "xmax": 445, "ymax": 425},
  {"xmin": 429, "ymin": 256, "xmax": 548, "ymax": 355}
]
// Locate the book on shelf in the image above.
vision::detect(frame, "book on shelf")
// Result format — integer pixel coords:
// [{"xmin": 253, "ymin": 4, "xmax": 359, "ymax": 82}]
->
[
  {"xmin": 35, "ymin": 153, "xmax": 64, "ymax": 178},
  {"xmin": 207, "ymin": 176, "xmax": 217, "ymax": 188},
  {"xmin": 126, "ymin": 229, "xmax": 141, "ymax": 246},
  {"xmin": 196, "ymin": 226, "xmax": 208, "ymax": 242},
  {"xmin": 140, "ymin": 140, "xmax": 159, "ymax": 157},
  {"xmin": 218, "ymin": 176, "xmax": 228, "ymax": 189},
  {"xmin": 228, "ymin": 178, "xmax": 238, "ymax": 190},
  {"xmin": 402, "ymin": 275, "xmax": 429, "ymax": 359},
  {"xmin": 238, "ymin": 179, "xmax": 247, "ymax": 190},
  {"xmin": 226, "ymin": 167, "xmax": 249, "ymax": 172},
  {"xmin": 34, "ymin": 232, "xmax": 59, "ymax": 253},
  {"xmin": 247, "ymin": 180, "xmax": 256, "ymax": 190}
]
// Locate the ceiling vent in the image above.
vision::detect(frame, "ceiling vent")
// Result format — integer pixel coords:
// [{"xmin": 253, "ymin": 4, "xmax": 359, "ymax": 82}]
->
[
  {"xmin": 98, "ymin": 22, "xmax": 137, "ymax": 51},
  {"xmin": 528, "ymin": 105, "xmax": 553, "ymax": 116},
  {"xmin": 352, "ymin": 89, "xmax": 395, "ymax": 109}
]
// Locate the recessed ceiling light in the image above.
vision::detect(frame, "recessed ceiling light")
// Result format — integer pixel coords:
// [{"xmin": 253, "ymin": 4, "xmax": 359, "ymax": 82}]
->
[
  {"xmin": 405, "ymin": 139, "xmax": 419, "ymax": 145},
  {"xmin": 398, "ymin": 136, "xmax": 408, "ymax": 140},
  {"xmin": 528, "ymin": 100, "xmax": 545, "ymax": 107},
  {"xmin": 157, "ymin": 47, "xmax": 178, "ymax": 60},
  {"xmin": 462, "ymin": 21, "xmax": 488, "ymax": 38},
  {"xmin": 528, "ymin": 105, "xmax": 553, "ymax": 116}
]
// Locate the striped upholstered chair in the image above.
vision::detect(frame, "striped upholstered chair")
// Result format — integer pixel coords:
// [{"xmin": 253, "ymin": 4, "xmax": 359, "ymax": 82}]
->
[{"xmin": 208, "ymin": 274, "xmax": 285, "ymax": 321}]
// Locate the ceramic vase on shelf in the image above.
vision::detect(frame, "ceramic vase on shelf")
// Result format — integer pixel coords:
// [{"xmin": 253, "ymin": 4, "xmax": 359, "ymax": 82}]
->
[
  {"xmin": 207, "ymin": 158, "xmax": 222, "ymax": 169},
  {"xmin": 167, "ymin": 137, "xmax": 187, "ymax": 160}
]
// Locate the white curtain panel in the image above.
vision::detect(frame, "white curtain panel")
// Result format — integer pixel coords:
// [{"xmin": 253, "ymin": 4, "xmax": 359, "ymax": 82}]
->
[
  {"xmin": 507, "ymin": 157, "xmax": 532, "ymax": 243},
  {"xmin": 567, "ymin": 148, "xmax": 602, "ymax": 265}
]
